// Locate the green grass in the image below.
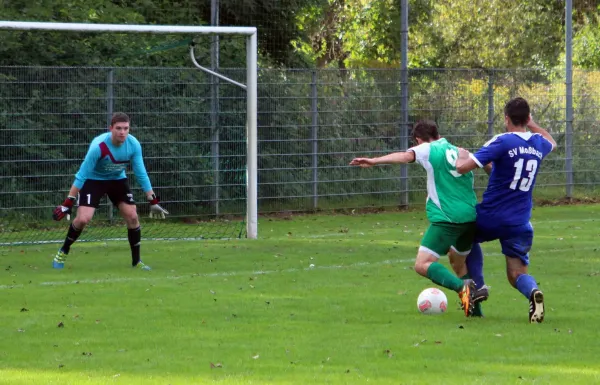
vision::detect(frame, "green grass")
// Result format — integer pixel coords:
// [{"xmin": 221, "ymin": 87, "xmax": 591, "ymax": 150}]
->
[{"xmin": 1, "ymin": 204, "xmax": 600, "ymax": 384}]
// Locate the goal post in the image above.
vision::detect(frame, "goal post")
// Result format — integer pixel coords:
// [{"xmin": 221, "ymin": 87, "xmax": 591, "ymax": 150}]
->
[{"xmin": 0, "ymin": 21, "xmax": 258, "ymax": 240}]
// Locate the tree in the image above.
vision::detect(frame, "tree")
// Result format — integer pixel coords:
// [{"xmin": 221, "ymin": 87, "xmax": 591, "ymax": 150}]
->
[
  {"xmin": 572, "ymin": 6, "xmax": 600, "ymax": 69},
  {"xmin": 0, "ymin": 0, "xmax": 166, "ymax": 66},
  {"xmin": 292, "ymin": 0, "xmax": 567, "ymax": 69},
  {"xmin": 430, "ymin": 0, "xmax": 564, "ymax": 69}
]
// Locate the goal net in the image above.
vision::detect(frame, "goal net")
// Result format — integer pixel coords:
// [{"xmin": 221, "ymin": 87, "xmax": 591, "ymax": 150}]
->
[{"xmin": 0, "ymin": 21, "xmax": 257, "ymax": 245}]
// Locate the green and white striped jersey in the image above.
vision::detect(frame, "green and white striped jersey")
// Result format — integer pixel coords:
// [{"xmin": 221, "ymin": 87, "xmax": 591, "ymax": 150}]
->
[{"xmin": 410, "ymin": 138, "xmax": 477, "ymax": 224}]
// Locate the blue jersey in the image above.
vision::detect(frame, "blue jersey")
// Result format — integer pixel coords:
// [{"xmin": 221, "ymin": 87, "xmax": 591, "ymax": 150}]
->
[
  {"xmin": 74, "ymin": 133, "xmax": 152, "ymax": 192},
  {"xmin": 471, "ymin": 132, "xmax": 554, "ymax": 226}
]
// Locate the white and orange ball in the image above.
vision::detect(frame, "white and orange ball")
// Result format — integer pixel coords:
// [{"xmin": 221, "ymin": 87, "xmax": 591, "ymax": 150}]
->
[{"xmin": 417, "ymin": 288, "xmax": 448, "ymax": 315}]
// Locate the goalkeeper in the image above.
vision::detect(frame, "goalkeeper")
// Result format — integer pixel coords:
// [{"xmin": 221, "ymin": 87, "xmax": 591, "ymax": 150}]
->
[
  {"xmin": 350, "ymin": 120, "xmax": 489, "ymax": 317},
  {"xmin": 51, "ymin": 112, "xmax": 169, "ymax": 270}
]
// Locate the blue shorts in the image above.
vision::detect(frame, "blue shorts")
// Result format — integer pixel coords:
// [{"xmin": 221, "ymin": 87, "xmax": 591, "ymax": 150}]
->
[{"xmin": 474, "ymin": 221, "xmax": 533, "ymax": 265}]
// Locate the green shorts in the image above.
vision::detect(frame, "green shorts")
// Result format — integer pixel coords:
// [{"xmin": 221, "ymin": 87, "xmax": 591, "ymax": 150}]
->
[{"xmin": 420, "ymin": 222, "xmax": 476, "ymax": 258}]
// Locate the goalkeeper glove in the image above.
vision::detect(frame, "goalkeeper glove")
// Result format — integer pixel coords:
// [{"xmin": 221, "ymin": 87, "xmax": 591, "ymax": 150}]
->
[
  {"xmin": 149, "ymin": 194, "xmax": 169, "ymax": 219},
  {"xmin": 52, "ymin": 196, "xmax": 76, "ymax": 221}
]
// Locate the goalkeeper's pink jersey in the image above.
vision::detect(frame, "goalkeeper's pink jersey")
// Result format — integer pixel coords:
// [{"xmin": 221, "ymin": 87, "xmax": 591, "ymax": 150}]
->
[{"xmin": 73, "ymin": 132, "xmax": 152, "ymax": 192}]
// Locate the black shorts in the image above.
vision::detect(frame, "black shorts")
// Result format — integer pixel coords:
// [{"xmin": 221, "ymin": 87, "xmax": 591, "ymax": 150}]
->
[{"xmin": 78, "ymin": 179, "xmax": 135, "ymax": 208}]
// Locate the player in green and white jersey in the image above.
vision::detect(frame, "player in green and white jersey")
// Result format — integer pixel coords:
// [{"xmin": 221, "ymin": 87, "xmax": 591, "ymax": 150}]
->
[{"xmin": 350, "ymin": 120, "xmax": 479, "ymax": 316}]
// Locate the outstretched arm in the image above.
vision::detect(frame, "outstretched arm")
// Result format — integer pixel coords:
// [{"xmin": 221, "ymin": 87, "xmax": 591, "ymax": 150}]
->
[
  {"xmin": 483, "ymin": 162, "xmax": 493, "ymax": 175},
  {"xmin": 349, "ymin": 151, "xmax": 415, "ymax": 168},
  {"xmin": 458, "ymin": 133, "xmax": 507, "ymax": 175},
  {"xmin": 455, "ymin": 148, "xmax": 480, "ymax": 174}
]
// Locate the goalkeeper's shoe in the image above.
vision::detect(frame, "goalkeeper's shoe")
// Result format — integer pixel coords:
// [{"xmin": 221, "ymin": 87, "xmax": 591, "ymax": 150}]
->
[
  {"xmin": 53, "ymin": 249, "xmax": 67, "ymax": 269},
  {"xmin": 458, "ymin": 279, "xmax": 476, "ymax": 317},
  {"xmin": 134, "ymin": 261, "xmax": 152, "ymax": 271},
  {"xmin": 529, "ymin": 289, "xmax": 545, "ymax": 323}
]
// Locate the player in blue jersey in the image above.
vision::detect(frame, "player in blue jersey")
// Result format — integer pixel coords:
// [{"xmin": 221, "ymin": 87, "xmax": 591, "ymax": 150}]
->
[
  {"xmin": 51, "ymin": 112, "xmax": 169, "ymax": 270},
  {"xmin": 456, "ymin": 97, "xmax": 556, "ymax": 323}
]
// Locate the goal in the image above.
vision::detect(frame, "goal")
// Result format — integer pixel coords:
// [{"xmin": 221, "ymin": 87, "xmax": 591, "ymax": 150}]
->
[{"xmin": 0, "ymin": 21, "xmax": 258, "ymax": 244}]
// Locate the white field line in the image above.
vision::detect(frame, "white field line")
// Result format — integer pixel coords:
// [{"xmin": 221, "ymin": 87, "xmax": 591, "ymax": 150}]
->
[
  {"xmin": 1, "ymin": 245, "xmax": 595, "ymax": 291},
  {"xmin": 0, "ymin": 217, "xmax": 593, "ymax": 245},
  {"xmin": 0, "ymin": 258, "xmax": 415, "ymax": 290},
  {"xmin": 530, "ymin": 217, "xmax": 599, "ymax": 224}
]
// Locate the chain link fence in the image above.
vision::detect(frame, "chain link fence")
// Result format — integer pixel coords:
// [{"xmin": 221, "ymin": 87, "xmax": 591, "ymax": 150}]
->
[
  {"xmin": 1, "ymin": 66, "xmax": 598, "ymax": 243},
  {"xmin": 259, "ymin": 68, "xmax": 597, "ymax": 213}
]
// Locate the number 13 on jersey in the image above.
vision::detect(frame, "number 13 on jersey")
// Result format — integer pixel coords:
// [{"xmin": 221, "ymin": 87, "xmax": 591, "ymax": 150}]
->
[{"xmin": 510, "ymin": 158, "xmax": 538, "ymax": 192}]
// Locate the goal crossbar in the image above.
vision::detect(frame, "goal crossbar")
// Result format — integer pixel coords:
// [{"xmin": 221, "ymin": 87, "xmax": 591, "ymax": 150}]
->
[
  {"xmin": 0, "ymin": 20, "xmax": 258, "ymax": 239},
  {"xmin": 0, "ymin": 21, "xmax": 256, "ymax": 35}
]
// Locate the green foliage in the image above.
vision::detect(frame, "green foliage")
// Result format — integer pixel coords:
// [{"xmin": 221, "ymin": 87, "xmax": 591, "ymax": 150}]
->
[
  {"xmin": 289, "ymin": 0, "xmax": 577, "ymax": 70},
  {"xmin": 0, "ymin": 0, "xmax": 599, "ymax": 70},
  {"xmin": 218, "ymin": 0, "xmax": 323, "ymax": 67},
  {"xmin": 0, "ymin": 0, "xmax": 154, "ymax": 66},
  {"xmin": 430, "ymin": 1, "xmax": 565, "ymax": 69},
  {"xmin": 573, "ymin": 12, "xmax": 600, "ymax": 69}
]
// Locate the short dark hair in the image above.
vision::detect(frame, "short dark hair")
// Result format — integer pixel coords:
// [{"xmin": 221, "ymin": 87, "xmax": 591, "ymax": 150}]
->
[
  {"xmin": 111, "ymin": 112, "xmax": 130, "ymax": 126},
  {"xmin": 504, "ymin": 97, "xmax": 530, "ymax": 126},
  {"xmin": 411, "ymin": 120, "xmax": 440, "ymax": 143}
]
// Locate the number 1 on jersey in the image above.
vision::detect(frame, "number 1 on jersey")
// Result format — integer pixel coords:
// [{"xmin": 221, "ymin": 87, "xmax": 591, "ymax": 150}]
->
[{"xmin": 510, "ymin": 158, "xmax": 538, "ymax": 192}]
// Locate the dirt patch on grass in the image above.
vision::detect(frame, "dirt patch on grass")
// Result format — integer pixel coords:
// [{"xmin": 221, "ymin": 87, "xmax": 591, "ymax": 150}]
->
[{"xmin": 536, "ymin": 196, "xmax": 600, "ymax": 206}]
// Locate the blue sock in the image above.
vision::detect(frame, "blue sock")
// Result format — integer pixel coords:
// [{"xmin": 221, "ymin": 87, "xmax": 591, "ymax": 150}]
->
[
  {"xmin": 466, "ymin": 243, "xmax": 485, "ymax": 288},
  {"xmin": 515, "ymin": 274, "xmax": 538, "ymax": 299}
]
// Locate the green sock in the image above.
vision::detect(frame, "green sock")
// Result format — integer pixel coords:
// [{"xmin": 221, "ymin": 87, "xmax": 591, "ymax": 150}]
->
[
  {"xmin": 426, "ymin": 262, "xmax": 464, "ymax": 292},
  {"xmin": 461, "ymin": 274, "xmax": 484, "ymax": 317}
]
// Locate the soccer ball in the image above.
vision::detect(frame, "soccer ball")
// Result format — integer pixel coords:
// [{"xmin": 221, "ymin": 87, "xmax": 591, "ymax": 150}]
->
[{"xmin": 417, "ymin": 288, "xmax": 448, "ymax": 315}]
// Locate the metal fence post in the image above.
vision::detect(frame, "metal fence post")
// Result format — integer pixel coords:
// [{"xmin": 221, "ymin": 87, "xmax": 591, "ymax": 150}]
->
[
  {"xmin": 565, "ymin": 0, "xmax": 574, "ymax": 198},
  {"xmin": 106, "ymin": 69, "xmax": 114, "ymax": 221},
  {"xmin": 311, "ymin": 70, "xmax": 319, "ymax": 210},
  {"xmin": 399, "ymin": 0, "xmax": 409, "ymax": 207},
  {"xmin": 487, "ymin": 70, "xmax": 494, "ymax": 138},
  {"xmin": 211, "ymin": 0, "xmax": 221, "ymax": 215}
]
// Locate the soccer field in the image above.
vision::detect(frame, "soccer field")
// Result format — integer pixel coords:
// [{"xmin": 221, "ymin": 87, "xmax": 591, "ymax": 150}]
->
[{"xmin": 1, "ymin": 204, "xmax": 599, "ymax": 385}]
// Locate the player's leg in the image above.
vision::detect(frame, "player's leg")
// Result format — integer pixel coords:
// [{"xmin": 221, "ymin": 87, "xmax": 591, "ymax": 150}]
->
[
  {"xmin": 109, "ymin": 179, "xmax": 150, "ymax": 270},
  {"xmin": 449, "ymin": 222, "xmax": 485, "ymax": 316},
  {"xmin": 465, "ymin": 243, "xmax": 490, "ymax": 309},
  {"xmin": 463, "ymin": 222, "xmax": 498, "ymax": 317},
  {"xmin": 501, "ymin": 222, "xmax": 544, "ymax": 323},
  {"xmin": 448, "ymin": 221, "xmax": 476, "ymax": 277},
  {"xmin": 416, "ymin": 223, "xmax": 476, "ymax": 316},
  {"xmin": 447, "ymin": 248, "xmax": 482, "ymax": 317},
  {"xmin": 506, "ymin": 256, "xmax": 544, "ymax": 323},
  {"xmin": 466, "ymin": 219, "xmax": 490, "ymax": 296},
  {"xmin": 458, "ymin": 244, "xmax": 487, "ymax": 317},
  {"xmin": 53, "ymin": 181, "xmax": 101, "ymax": 268},
  {"xmin": 465, "ymin": 243, "xmax": 485, "ymax": 292},
  {"xmin": 117, "ymin": 202, "xmax": 149, "ymax": 269},
  {"xmin": 448, "ymin": 249, "xmax": 467, "ymax": 278},
  {"xmin": 466, "ymin": 220, "xmax": 497, "ymax": 304}
]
